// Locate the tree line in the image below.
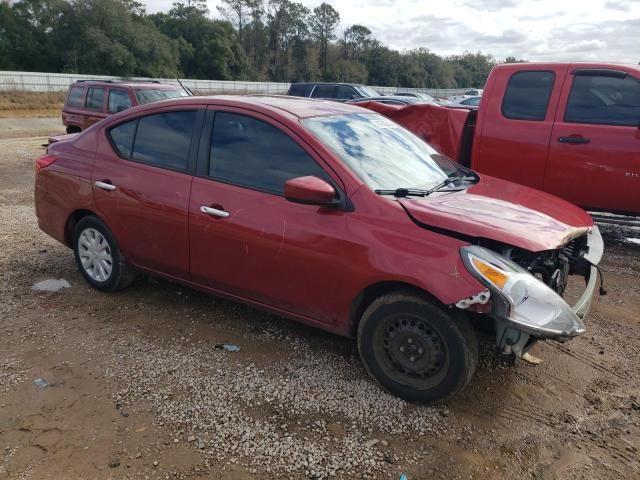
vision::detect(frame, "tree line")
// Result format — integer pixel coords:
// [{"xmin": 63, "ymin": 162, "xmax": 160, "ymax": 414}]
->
[{"xmin": 0, "ymin": 0, "xmax": 526, "ymax": 88}]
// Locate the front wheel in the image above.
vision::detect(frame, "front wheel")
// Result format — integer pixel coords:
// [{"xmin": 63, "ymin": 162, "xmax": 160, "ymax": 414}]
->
[{"xmin": 357, "ymin": 292, "xmax": 478, "ymax": 403}]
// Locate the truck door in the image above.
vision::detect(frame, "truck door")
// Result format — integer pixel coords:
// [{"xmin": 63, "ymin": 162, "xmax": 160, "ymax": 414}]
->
[
  {"xmin": 545, "ymin": 68, "xmax": 640, "ymax": 214},
  {"xmin": 472, "ymin": 66, "xmax": 567, "ymax": 189}
]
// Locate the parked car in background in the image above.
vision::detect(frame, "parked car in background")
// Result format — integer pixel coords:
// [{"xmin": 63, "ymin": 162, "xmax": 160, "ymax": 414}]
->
[
  {"xmin": 62, "ymin": 80, "xmax": 190, "ymax": 133},
  {"xmin": 448, "ymin": 96, "xmax": 482, "ymax": 108},
  {"xmin": 464, "ymin": 89, "xmax": 484, "ymax": 96},
  {"xmin": 394, "ymin": 92, "xmax": 438, "ymax": 102},
  {"xmin": 287, "ymin": 82, "xmax": 378, "ymax": 102},
  {"xmin": 347, "ymin": 95, "xmax": 438, "ymax": 106},
  {"xmin": 363, "ymin": 62, "xmax": 640, "ymax": 215},
  {"xmin": 36, "ymin": 95, "xmax": 602, "ymax": 403}
]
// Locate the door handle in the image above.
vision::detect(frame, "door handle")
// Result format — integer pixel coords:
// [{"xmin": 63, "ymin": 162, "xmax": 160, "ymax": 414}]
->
[
  {"xmin": 95, "ymin": 180, "xmax": 116, "ymax": 191},
  {"xmin": 200, "ymin": 205, "xmax": 230, "ymax": 218},
  {"xmin": 558, "ymin": 136, "xmax": 590, "ymax": 144}
]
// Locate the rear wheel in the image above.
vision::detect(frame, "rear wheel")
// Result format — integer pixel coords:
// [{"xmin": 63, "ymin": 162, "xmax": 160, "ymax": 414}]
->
[
  {"xmin": 73, "ymin": 216, "xmax": 135, "ymax": 292},
  {"xmin": 357, "ymin": 292, "xmax": 478, "ymax": 403}
]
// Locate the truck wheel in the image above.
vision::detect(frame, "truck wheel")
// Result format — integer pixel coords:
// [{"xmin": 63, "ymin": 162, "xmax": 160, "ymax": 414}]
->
[
  {"xmin": 73, "ymin": 216, "xmax": 136, "ymax": 292},
  {"xmin": 357, "ymin": 292, "xmax": 478, "ymax": 403}
]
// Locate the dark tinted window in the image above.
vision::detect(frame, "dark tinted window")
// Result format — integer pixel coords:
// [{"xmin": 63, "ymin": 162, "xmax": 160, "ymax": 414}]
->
[
  {"xmin": 565, "ymin": 73, "xmax": 640, "ymax": 126},
  {"xmin": 210, "ymin": 112, "xmax": 328, "ymax": 195},
  {"xmin": 461, "ymin": 97, "xmax": 481, "ymax": 106},
  {"xmin": 67, "ymin": 86, "xmax": 85, "ymax": 108},
  {"xmin": 311, "ymin": 85, "xmax": 338, "ymax": 98},
  {"xmin": 337, "ymin": 86, "xmax": 357, "ymax": 100},
  {"xmin": 86, "ymin": 87, "xmax": 106, "ymax": 111},
  {"xmin": 109, "ymin": 120, "xmax": 137, "ymax": 158},
  {"xmin": 131, "ymin": 111, "xmax": 197, "ymax": 170},
  {"xmin": 108, "ymin": 89, "xmax": 132, "ymax": 113},
  {"xmin": 288, "ymin": 84, "xmax": 312, "ymax": 97},
  {"xmin": 135, "ymin": 88, "xmax": 188, "ymax": 105},
  {"xmin": 502, "ymin": 71, "xmax": 555, "ymax": 121}
]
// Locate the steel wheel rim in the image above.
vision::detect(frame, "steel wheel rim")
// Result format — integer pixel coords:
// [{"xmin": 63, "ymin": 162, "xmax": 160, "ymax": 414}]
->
[
  {"xmin": 374, "ymin": 314, "xmax": 450, "ymax": 390},
  {"xmin": 78, "ymin": 228, "xmax": 113, "ymax": 282}
]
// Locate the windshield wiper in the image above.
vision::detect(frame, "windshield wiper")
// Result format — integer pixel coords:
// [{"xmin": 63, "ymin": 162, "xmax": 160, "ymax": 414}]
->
[{"xmin": 375, "ymin": 175, "xmax": 463, "ymax": 198}]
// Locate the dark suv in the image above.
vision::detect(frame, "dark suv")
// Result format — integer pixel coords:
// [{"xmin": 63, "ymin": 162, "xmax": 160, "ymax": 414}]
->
[
  {"xmin": 287, "ymin": 82, "xmax": 379, "ymax": 102},
  {"xmin": 62, "ymin": 80, "xmax": 190, "ymax": 133}
]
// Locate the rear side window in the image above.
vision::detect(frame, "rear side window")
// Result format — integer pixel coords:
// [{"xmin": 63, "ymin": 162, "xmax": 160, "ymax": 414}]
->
[
  {"xmin": 209, "ymin": 112, "xmax": 328, "ymax": 195},
  {"xmin": 109, "ymin": 120, "xmax": 137, "ymax": 158},
  {"xmin": 67, "ymin": 86, "xmax": 85, "ymax": 108},
  {"xmin": 108, "ymin": 89, "xmax": 132, "ymax": 113},
  {"xmin": 86, "ymin": 87, "xmax": 106, "ymax": 111},
  {"xmin": 565, "ymin": 73, "xmax": 640, "ymax": 126},
  {"xmin": 311, "ymin": 85, "xmax": 338, "ymax": 99},
  {"xmin": 132, "ymin": 111, "xmax": 197, "ymax": 170},
  {"xmin": 502, "ymin": 71, "xmax": 555, "ymax": 121},
  {"xmin": 288, "ymin": 84, "xmax": 311, "ymax": 97}
]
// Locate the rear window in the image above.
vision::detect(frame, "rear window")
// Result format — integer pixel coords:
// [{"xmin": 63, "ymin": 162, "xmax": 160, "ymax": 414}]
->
[
  {"xmin": 565, "ymin": 73, "xmax": 640, "ymax": 126},
  {"xmin": 135, "ymin": 88, "xmax": 189, "ymax": 105},
  {"xmin": 132, "ymin": 111, "xmax": 197, "ymax": 170},
  {"xmin": 311, "ymin": 85, "xmax": 339, "ymax": 99},
  {"xmin": 86, "ymin": 87, "xmax": 106, "ymax": 111},
  {"xmin": 288, "ymin": 84, "xmax": 312, "ymax": 97},
  {"xmin": 66, "ymin": 86, "xmax": 85, "ymax": 108},
  {"xmin": 502, "ymin": 71, "xmax": 555, "ymax": 121},
  {"xmin": 108, "ymin": 110, "xmax": 198, "ymax": 171}
]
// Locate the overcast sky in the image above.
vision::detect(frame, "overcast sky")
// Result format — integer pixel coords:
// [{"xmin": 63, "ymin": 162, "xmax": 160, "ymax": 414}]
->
[{"xmin": 144, "ymin": 0, "xmax": 640, "ymax": 63}]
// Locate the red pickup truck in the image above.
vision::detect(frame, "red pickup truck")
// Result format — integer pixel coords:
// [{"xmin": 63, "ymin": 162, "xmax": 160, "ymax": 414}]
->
[{"xmin": 359, "ymin": 62, "xmax": 640, "ymax": 215}]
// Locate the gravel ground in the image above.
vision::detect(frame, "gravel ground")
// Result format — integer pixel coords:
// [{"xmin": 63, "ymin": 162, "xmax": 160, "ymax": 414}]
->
[{"xmin": 0, "ymin": 118, "xmax": 638, "ymax": 480}]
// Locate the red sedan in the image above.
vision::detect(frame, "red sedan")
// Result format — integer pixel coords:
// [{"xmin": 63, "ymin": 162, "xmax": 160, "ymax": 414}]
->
[{"xmin": 35, "ymin": 96, "xmax": 603, "ymax": 402}]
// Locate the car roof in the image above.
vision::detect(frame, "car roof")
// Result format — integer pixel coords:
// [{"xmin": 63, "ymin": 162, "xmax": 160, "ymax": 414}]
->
[
  {"xmin": 290, "ymin": 82, "xmax": 368, "ymax": 87},
  {"xmin": 139, "ymin": 95, "xmax": 368, "ymax": 119},
  {"xmin": 71, "ymin": 80, "xmax": 182, "ymax": 89}
]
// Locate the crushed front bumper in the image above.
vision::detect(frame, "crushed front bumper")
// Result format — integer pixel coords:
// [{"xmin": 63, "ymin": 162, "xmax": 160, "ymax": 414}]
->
[{"xmin": 572, "ymin": 226, "xmax": 604, "ymax": 321}]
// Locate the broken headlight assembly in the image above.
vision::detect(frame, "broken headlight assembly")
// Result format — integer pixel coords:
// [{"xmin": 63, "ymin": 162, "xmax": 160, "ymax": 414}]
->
[{"xmin": 460, "ymin": 245, "xmax": 586, "ymax": 340}]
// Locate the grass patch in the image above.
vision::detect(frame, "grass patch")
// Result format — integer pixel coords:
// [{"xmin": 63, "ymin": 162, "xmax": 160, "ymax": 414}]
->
[{"xmin": 0, "ymin": 91, "xmax": 65, "ymax": 111}]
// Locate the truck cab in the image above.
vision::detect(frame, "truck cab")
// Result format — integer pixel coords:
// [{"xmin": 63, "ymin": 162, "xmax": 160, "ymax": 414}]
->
[{"xmin": 473, "ymin": 63, "xmax": 640, "ymax": 214}]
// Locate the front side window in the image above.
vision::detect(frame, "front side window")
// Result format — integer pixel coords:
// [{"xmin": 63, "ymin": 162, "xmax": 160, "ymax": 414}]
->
[
  {"xmin": 67, "ymin": 86, "xmax": 85, "ymax": 108},
  {"xmin": 337, "ymin": 86, "xmax": 357, "ymax": 100},
  {"xmin": 86, "ymin": 87, "xmax": 106, "ymax": 111},
  {"xmin": 303, "ymin": 113, "xmax": 457, "ymax": 191},
  {"xmin": 502, "ymin": 71, "xmax": 555, "ymax": 121},
  {"xmin": 565, "ymin": 73, "xmax": 640, "ymax": 126},
  {"xmin": 209, "ymin": 112, "xmax": 328, "ymax": 195},
  {"xmin": 135, "ymin": 88, "xmax": 189, "ymax": 105},
  {"xmin": 108, "ymin": 89, "xmax": 132, "ymax": 113}
]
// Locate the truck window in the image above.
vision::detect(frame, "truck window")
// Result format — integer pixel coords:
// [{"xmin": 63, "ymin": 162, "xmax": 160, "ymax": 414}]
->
[
  {"xmin": 565, "ymin": 74, "xmax": 640, "ymax": 127},
  {"xmin": 289, "ymin": 84, "xmax": 311, "ymax": 97},
  {"xmin": 66, "ymin": 86, "xmax": 85, "ymax": 108},
  {"xmin": 502, "ymin": 71, "xmax": 555, "ymax": 121},
  {"xmin": 311, "ymin": 85, "xmax": 338, "ymax": 98},
  {"xmin": 86, "ymin": 87, "xmax": 106, "ymax": 111}
]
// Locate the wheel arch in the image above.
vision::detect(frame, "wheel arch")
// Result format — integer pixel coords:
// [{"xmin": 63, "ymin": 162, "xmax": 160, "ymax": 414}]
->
[
  {"xmin": 349, "ymin": 281, "xmax": 444, "ymax": 337},
  {"xmin": 64, "ymin": 209, "xmax": 101, "ymax": 247}
]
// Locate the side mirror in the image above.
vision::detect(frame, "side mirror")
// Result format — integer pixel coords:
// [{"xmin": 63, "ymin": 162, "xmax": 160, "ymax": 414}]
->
[{"xmin": 284, "ymin": 176, "xmax": 338, "ymax": 207}]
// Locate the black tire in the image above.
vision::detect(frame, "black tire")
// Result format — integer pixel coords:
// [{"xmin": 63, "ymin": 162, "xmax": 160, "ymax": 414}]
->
[
  {"xmin": 357, "ymin": 292, "xmax": 478, "ymax": 403},
  {"xmin": 73, "ymin": 216, "xmax": 136, "ymax": 292}
]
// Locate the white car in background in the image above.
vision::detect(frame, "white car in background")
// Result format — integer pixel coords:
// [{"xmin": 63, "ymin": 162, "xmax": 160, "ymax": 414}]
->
[{"xmin": 448, "ymin": 95, "xmax": 482, "ymax": 108}]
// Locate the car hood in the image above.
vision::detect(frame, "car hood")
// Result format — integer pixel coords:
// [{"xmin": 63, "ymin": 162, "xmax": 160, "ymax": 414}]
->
[{"xmin": 399, "ymin": 175, "xmax": 593, "ymax": 252}]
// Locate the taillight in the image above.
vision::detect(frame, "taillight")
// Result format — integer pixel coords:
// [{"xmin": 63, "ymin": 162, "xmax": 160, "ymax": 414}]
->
[{"xmin": 35, "ymin": 153, "xmax": 57, "ymax": 172}]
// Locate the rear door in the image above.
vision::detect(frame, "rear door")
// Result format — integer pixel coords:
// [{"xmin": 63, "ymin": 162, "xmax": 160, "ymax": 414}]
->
[
  {"xmin": 92, "ymin": 106, "xmax": 204, "ymax": 278},
  {"xmin": 472, "ymin": 66, "xmax": 567, "ymax": 189},
  {"xmin": 83, "ymin": 87, "xmax": 109, "ymax": 128},
  {"xmin": 62, "ymin": 85, "xmax": 87, "ymax": 131},
  {"xmin": 545, "ymin": 68, "xmax": 640, "ymax": 213},
  {"xmin": 188, "ymin": 107, "xmax": 349, "ymax": 324}
]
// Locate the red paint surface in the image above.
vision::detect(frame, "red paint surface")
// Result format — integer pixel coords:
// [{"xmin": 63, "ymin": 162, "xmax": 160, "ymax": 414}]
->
[{"xmin": 35, "ymin": 95, "xmax": 595, "ymax": 337}]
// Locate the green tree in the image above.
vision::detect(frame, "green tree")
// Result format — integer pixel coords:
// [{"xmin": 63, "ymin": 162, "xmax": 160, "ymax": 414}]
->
[{"xmin": 308, "ymin": 2, "xmax": 339, "ymax": 77}]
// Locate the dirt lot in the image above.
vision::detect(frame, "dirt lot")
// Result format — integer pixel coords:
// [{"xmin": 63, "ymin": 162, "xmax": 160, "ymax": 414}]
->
[{"xmin": 0, "ymin": 117, "xmax": 638, "ymax": 480}]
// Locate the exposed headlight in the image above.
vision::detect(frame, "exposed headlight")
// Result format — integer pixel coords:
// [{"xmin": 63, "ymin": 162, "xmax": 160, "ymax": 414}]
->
[{"xmin": 460, "ymin": 245, "xmax": 585, "ymax": 339}]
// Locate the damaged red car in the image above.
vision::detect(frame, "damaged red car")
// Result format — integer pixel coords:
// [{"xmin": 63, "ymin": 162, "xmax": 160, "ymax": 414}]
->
[{"xmin": 35, "ymin": 96, "xmax": 603, "ymax": 402}]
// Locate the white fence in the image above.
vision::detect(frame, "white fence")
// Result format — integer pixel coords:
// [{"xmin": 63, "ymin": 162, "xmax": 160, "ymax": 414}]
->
[{"xmin": 0, "ymin": 70, "xmax": 468, "ymax": 98}]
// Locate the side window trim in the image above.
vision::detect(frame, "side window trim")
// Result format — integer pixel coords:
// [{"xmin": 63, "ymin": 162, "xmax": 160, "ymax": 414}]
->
[
  {"xmin": 106, "ymin": 108, "xmax": 204, "ymax": 175},
  {"xmin": 196, "ymin": 107, "xmax": 348, "ymax": 207},
  {"xmin": 500, "ymin": 70, "xmax": 556, "ymax": 122}
]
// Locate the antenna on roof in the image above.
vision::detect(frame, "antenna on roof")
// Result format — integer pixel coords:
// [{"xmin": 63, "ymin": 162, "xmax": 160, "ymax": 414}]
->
[{"xmin": 177, "ymin": 78, "xmax": 194, "ymax": 96}]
